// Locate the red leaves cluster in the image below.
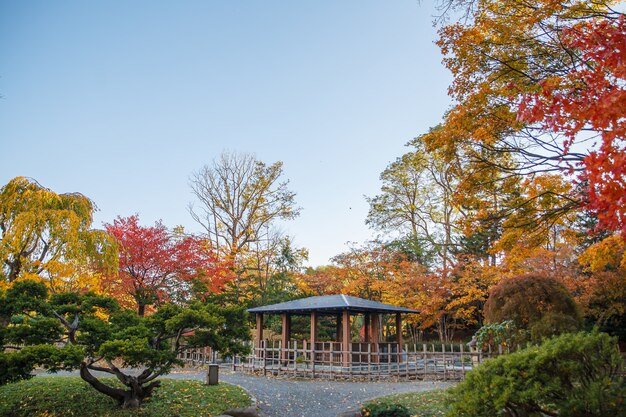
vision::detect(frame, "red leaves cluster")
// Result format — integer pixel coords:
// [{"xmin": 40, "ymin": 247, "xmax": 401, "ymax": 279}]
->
[
  {"xmin": 104, "ymin": 215, "xmax": 231, "ymax": 314},
  {"xmin": 518, "ymin": 16, "xmax": 626, "ymax": 234}
]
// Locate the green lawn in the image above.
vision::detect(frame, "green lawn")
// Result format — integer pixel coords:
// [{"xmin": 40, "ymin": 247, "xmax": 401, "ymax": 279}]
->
[
  {"xmin": 0, "ymin": 376, "xmax": 250, "ymax": 417},
  {"xmin": 363, "ymin": 389, "xmax": 449, "ymax": 417}
]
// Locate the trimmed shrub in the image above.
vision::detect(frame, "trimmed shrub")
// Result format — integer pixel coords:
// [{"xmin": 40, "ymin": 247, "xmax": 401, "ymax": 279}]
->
[
  {"xmin": 446, "ymin": 331, "xmax": 626, "ymax": 417},
  {"xmin": 361, "ymin": 401, "xmax": 411, "ymax": 417},
  {"xmin": 484, "ymin": 273, "xmax": 582, "ymax": 342},
  {"xmin": 529, "ymin": 311, "xmax": 581, "ymax": 342}
]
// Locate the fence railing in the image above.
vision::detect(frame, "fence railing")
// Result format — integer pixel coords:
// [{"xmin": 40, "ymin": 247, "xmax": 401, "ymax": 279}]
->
[
  {"xmin": 229, "ymin": 340, "xmax": 500, "ymax": 381},
  {"xmin": 176, "ymin": 347, "xmax": 224, "ymax": 366},
  {"xmin": 177, "ymin": 341, "xmax": 626, "ymax": 380}
]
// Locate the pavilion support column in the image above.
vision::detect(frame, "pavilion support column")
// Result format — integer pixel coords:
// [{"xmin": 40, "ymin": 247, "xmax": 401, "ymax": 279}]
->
[
  {"xmin": 255, "ymin": 313, "xmax": 264, "ymax": 349},
  {"xmin": 310, "ymin": 311, "xmax": 318, "ymax": 361},
  {"xmin": 371, "ymin": 312, "xmax": 380, "ymax": 363},
  {"xmin": 396, "ymin": 312, "xmax": 403, "ymax": 363},
  {"xmin": 342, "ymin": 310, "xmax": 351, "ymax": 367},
  {"xmin": 310, "ymin": 311, "xmax": 318, "ymax": 346},
  {"xmin": 364, "ymin": 313, "xmax": 370, "ymax": 343},
  {"xmin": 281, "ymin": 313, "xmax": 291, "ymax": 364},
  {"xmin": 336, "ymin": 313, "xmax": 342, "ymax": 342}
]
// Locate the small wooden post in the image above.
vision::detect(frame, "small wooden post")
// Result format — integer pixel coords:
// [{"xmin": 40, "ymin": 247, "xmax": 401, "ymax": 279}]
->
[
  {"xmin": 367, "ymin": 343, "xmax": 372, "ymax": 380},
  {"xmin": 422, "ymin": 343, "xmax": 427, "ymax": 380},
  {"xmin": 311, "ymin": 340, "xmax": 316, "ymax": 378},
  {"xmin": 460, "ymin": 342, "xmax": 465, "ymax": 377},
  {"xmin": 262, "ymin": 340, "xmax": 267, "ymax": 376},
  {"xmin": 404, "ymin": 343, "xmax": 409, "ymax": 379},
  {"xmin": 442, "ymin": 343, "xmax": 447, "ymax": 381}
]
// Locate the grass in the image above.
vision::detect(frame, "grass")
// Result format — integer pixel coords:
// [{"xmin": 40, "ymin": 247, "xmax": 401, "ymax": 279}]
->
[
  {"xmin": 0, "ymin": 376, "xmax": 251, "ymax": 417},
  {"xmin": 362, "ymin": 389, "xmax": 449, "ymax": 417}
]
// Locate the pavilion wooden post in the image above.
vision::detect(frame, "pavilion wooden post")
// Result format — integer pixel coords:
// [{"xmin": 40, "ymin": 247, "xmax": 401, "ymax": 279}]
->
[
  {"xmin": 255, "ymin": 313, "xmax": 264, "ymax": 349},
  {"xmin": 364, "ymin": 313, "xmax": 370, "ymax": 343},
  {"xmin": 281, "ymin": 313, "xmax": 291, "ymax": 364},
  {"xmin": 310, "ymin": 311, "xmax": 318, "ymax": 362},
  {"xmin": 396, "ymin": 312, "xmax": 403, "ymax": 363},
  {"xmin": 336, "ymin": 313, "xmax": 342, "ymax": 342},
  {"xmin": 342, "ymin": 310, "xmax": 351, "ymax": 367},
  {"xmin": 371, "ymin": 312, "xmax": 380, "ymax": 363}
]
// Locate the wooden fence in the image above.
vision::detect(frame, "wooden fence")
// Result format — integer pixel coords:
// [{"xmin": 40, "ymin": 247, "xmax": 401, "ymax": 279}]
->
[
  {"xmin": 176, "ymin": 347, "xmax": 220, "ymax": 367},
  {"xmin": 177, "ymin": 341, "xmax": 626, "ymax": 381},
  {"xmin": 229, "ymin": 340, "xmax": 501, "ymax": 381}
]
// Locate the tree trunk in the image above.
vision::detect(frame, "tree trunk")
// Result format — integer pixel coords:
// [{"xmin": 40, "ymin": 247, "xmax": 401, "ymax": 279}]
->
[
  {"xmin": 79, "ymin": 363, "xmax": 160, "ymax": 408},
  {"xmin": 7, "ymin": 257, "xmax": 21, "ymax": 282}
]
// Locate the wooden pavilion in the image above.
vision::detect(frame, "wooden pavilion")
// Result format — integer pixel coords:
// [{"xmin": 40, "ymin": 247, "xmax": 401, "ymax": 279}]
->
[{"xmin": 243, "ymin": 294, "xmax": 419, "ymax": 376}]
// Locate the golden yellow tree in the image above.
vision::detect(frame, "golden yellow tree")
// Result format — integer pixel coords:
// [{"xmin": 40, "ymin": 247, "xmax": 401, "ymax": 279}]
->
[{"xmin": 0, "ymin": 177, "xmax": 117, "ymax": 291}]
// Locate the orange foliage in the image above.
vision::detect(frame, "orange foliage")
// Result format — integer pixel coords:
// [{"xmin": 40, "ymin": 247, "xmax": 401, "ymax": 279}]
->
[{"xmin": 519, "ymin": 16, "xmax": 626, "ymax": 234}]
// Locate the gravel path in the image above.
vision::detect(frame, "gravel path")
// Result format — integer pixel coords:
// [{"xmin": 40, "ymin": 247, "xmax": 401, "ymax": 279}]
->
[
  {"xmin": 168, "ymin": 369, "xmax": 452, "ymax": 417},
  {"xmin": 39, "ymin": 369, "xmax": 452, "ymax": 417}
]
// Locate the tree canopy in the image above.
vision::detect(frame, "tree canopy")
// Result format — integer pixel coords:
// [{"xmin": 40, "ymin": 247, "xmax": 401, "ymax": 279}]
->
[
  {"xmin": 429, "ymin": 0, "xmax": 625, "ymax": 236},
  {"xmin": 104, "ymin": 215, "xmax": 230, "ymax": 316},
  {"xmin": 0, "ymin": 279, "xmax": 249, "ymax": 408},
  {"xmin": 0, "ymin": 177, "xmax": 117, "ymax": 291}
]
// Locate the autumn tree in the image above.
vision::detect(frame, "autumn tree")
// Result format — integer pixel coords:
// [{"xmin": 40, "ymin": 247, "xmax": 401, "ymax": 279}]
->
[
  {"xmin": 429, "ymin": 0, "xmax": 624, "ymax": 238},
  {"xmin": 577, "ymin": 235, "xmax": 626, "ymax": 338},
  {"xmin": 366, "ymin": 137, "xmax": 462, "ymax": 271},
  {"xmin": 189, "ymin": 151, "xmax": 300, "ymax": 303},
  {"xmin": 397, "ymin": 270, "xmax": 457, "ymax": 342},
  {"xmin": 299, "ymin": 241, "xmax": 463, "ymax": 341},
  {"xmin": 104, "ymin": 215, "xmax": 229, "ymax": 316},
  {"xmin": 249, "ymin": 236, "xmax": 308, "ymax": 306},
  {"xmin": 298, "ymin": 265, "xmax": 347, "ymax": 297},
  {"xmin": 518, "ymin": 14, "xmax": 626, "ymax": 234},
  {"xmin": 0, "ymin": 177, "xmax": 117, "ymax": 291},
  {"xmin": 447, "ymin": 256, "xmax": 501, "ymax": 329},
  {"xmin": 484, "ymin": 273, "xmax": 583, "ymax": 342}
]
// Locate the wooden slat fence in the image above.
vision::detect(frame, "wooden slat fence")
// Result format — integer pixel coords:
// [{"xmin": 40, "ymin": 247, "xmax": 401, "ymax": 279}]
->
[
  {"xmin": 178, "ymin": 342, "xmax": 626, "ymax": 380},
  {"xmin": 229, "ymin": 341, "xmax": 499, "ymax": 381}
]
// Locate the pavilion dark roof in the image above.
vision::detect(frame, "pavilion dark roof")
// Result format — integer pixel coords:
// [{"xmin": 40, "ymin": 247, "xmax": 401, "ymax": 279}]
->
[{"xmin": 247, "ymin": 294, "xmax": 418, "ymax": 314}]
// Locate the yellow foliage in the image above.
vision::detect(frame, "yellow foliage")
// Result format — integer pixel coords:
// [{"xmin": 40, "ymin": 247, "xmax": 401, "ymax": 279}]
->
[
  {"xmin": 579, "ymin": 235, "xmax": 626, "ymax": 273},
  {"xmin": 0, "ymin": 176, "xmax": 118, "ymax": 292}
]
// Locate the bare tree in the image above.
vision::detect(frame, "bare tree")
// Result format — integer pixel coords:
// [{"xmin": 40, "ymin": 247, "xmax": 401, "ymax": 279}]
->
[
  {"xmin": 189, "ymin": 152, "xmax": 300, "ymax": 301},
  {"xmin": 189, "ymin": 151, "xmax": 299, "ymax": 257}
]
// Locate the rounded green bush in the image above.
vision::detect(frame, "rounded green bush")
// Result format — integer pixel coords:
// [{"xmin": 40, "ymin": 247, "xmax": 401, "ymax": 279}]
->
[
  {"xmin": 361, "ymin": 401, "xmax": 411, "ymax": 417},
  {"xmin": 447, "ymin": 331, "xmax": 626, "ymax": 417}
]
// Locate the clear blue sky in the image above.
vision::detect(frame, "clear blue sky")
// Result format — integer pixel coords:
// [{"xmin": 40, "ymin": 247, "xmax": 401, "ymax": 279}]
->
[{"xmin": 0, "ymin": 0, "xmax": 452, "ymax": 266}]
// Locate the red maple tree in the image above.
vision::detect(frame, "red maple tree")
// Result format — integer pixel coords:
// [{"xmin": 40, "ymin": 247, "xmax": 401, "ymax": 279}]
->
[
  {"xmin": 519, "ymin": 15, "xmax": 626, "ymax": 234},
  {"xmin": 104, "ymin": 215, "xmax": 230, "ymax": 315}
]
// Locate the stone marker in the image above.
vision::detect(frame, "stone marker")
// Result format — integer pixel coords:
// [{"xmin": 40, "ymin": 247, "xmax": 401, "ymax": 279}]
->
[{"xmin": 207, "ymin": 363, "xmax": 219, "ymax": 385}]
